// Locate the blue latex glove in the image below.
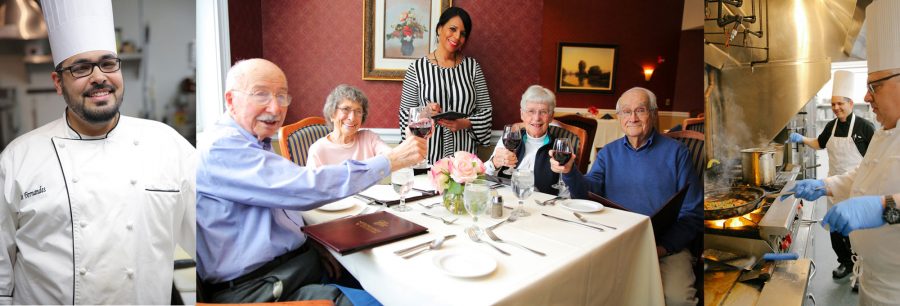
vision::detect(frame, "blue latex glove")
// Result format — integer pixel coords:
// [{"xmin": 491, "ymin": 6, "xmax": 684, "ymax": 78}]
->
[
  {"xmin": 787, "ymin": 179, "xmax": 827, "ymax": 201},
  {"xmin": 789, "ymin": 132, "xmax": 804, "ymax": 143},
  {"xmin": 822, "ymin": 195, "xmax": 885, "ymax": 236}
]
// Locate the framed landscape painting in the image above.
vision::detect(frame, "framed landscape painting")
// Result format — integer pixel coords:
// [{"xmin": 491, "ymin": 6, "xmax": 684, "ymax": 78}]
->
[
  {"xmin": 556, "ymin": 43, "xmax": 618, "ymax": 93},
  {"xmin": 363, "ymin": 0, "xmax": 452, "ymax": 81}
]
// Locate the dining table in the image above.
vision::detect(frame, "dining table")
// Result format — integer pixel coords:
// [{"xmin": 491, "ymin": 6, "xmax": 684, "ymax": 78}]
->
[{"xmin": 301, "ymin": 175, "xmax": 664, "ymax": 306}]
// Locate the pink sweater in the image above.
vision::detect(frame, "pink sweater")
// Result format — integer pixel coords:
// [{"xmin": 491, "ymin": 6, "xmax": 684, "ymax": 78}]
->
[{"xmin": 306, "ymin": 130, "xmax": 391, "ymax": 168}]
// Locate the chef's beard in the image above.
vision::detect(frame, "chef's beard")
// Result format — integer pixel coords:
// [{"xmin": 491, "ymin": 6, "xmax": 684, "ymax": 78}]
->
[{"xmin": 62, "ymin": 82, "xmax": 124, "ymax": 123}]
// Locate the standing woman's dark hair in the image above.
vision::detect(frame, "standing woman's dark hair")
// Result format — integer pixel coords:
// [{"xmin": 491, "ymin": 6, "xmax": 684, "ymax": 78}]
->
[
  {"xmin": 436, "ymin": 7, "xmax": 472, "ymax": 40},
  {"xmin": 399, "ymin": 6, "xmax": 493, "ymax": 164}
]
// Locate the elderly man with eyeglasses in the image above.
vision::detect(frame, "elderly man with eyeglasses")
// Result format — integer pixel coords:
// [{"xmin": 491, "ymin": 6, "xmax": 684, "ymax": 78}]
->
[
  {"xmin": 0, "ymin": 0, "xmax": 195, "ymax": 304},
  {"xmin": 196, "ymin": 58, "xmax": 426, "ymax": 304},
  {"xmin": 550, "ymin": 87, "xmax": 703, "ymax": 306},
  {"xmin": 788, "ymin": 0, "xmax": 900, "ymax": 303}
]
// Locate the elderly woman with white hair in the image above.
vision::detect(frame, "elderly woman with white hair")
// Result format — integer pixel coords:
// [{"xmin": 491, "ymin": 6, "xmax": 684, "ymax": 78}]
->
[
  {"xmin": 306, "ymin": 84, "xmax": 391, "ymax": 168},
  {"xmin": 485, "ymin": 85, "xmax": 563, "ymax": 195}
]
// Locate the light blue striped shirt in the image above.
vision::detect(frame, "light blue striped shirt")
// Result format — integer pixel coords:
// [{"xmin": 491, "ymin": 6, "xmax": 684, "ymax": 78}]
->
[{"xmin": 196, "ymin": 115, "xmax": 389, "ymax": 283}]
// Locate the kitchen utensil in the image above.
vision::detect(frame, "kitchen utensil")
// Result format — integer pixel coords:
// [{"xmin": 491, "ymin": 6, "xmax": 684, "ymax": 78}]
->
[
  {"xmin": 741, "ymin": 148, "xmax": 776, "ymax": 186},
  {"xmin": 418, "ymin": 202, "xmax": 442, "ymax": 209},
  {"xmin": 737, "ymin": 252, "xmax": 799, "ymax": 283},
  {"xmin": 704, "ymin": 186, "xmax": 765, "ymax": 220},
  {"xmin": 465, "ymin": 227, "xmax": 510, "ymax": 255},
  {"xmin": 421, "ymin": 212, "xmax": 458, "ymax": 225},
  {"xmin": 402, "ymin": 236, "xmax": 447, "ymax": 259},
  {"xmin": 483, "ymin": 227, "xmax": 545, "ymax": 256},
  {"xmin": 541, "ymin": 213, "xmax": 605, "ymax": 231},
  {"xmin": 394, "ymin": 235, "xmax": 456, "ymax": 256},
  {"xmin": 573, "ymin": 212, "xmax": 616, "ymax": 230},
  {"xmin": 488, "ymin": 213, "xmax": 518, "ymax": 230}
]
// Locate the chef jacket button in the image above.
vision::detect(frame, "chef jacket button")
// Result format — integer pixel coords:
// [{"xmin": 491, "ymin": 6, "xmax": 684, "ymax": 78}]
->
[
  {"xmin": 79, "ymin": 268, "xmax": 87, "ymax": 275},
  {"xmin": 130, "ymin": 179, "xmax": 137, "ymax": 185},
  {"xmin": 58, "ymin": 143, "xmax": 65, "ymax": 149},
  {"xmin": 133, "ymin": 140, "xmax": 139, "ymax": 146},
  {"xmin": 80, "ymin": 221, "xmax": 87, "ymax": 228},
  {"xmin": 126, "ymin": 269, "xmax": 134, "ymax": 278},
  {"xmin": 126, "ymin": 224, "xmax": 133, "ymax": 231},
  {"xmin": 72, "ymin": 177, "xmax": 79, "ymax": 183}
]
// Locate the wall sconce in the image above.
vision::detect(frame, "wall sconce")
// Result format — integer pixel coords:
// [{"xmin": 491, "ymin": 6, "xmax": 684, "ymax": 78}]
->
[{"xmin": 643, "ymin": 66, "xmax": 655, "ymax": 81}]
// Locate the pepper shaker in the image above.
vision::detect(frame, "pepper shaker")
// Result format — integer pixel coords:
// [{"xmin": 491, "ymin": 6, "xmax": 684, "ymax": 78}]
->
[{"xmin": 491, "ymin": 192, "xmax": 503, "ymax": 219}]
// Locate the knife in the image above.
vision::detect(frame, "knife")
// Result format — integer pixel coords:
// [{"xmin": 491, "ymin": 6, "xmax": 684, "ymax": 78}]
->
[
  {"xmin": 411, "ymin": 188, "xmax": 436, "ymax": 195},
  {"xmin": 394, "ymin": 235, "xmax": 456, "ymax": 255},
  {"xmin": 354, "ymin": 194, "xmax": 381, "ymax": 205},
  {"xmin": 573, "ymin": 212, "xmax": 617, "ymax": 230},
  {"xmin": 542, "ymin": 213, "xmax": 605, "ymax": 231}
]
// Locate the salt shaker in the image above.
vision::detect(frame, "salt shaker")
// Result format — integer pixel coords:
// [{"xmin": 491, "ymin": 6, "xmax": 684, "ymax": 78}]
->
[{"xmin": 491, "ymin": 192, "xmax": 503, "ymax": 219}]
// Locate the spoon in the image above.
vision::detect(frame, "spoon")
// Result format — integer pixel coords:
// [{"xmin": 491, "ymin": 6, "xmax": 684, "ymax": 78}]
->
[
  {"xmin": 402, "ymin": 236, "xmax": 447, "ymax": 259},
  {"xmin": 421, "ymin": 212, "xmax": 459, "ymax": 225}
]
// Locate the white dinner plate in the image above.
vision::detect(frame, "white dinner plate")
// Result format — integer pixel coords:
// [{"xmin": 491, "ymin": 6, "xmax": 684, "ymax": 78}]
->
[
  {"xmin": 559, "ymin": 199, "xmax": 604, "ymax": 213},
  {"xmin": 433, "ymin": 250, "xmax": 497, "ymax": 278},
  {"xmin": 317, "ymin": 198, "xmax": 357, "ymax": 211}
]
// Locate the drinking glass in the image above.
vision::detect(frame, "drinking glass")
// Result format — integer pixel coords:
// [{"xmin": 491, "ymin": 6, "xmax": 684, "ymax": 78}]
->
[
  {"xmin": 463, "ymin": 179, "xmax": 490, "ymax": 232},
  {"xmin": 551, "ymin": 138, "xmax": 573, "ymax": 193},
  {"xmin": 511, "ymin": 169, "xmax": 535, "ymax": 217},
  {"xmin": 391, "ymin": 168, "xmax": 414, "ymax": 212},
  {"xmin": 501, "ymin": 124, "xmax": 522, "ymax": 175},
  {"xmin": 409, "ymin": 106, "xmax": 433, "ymax": 168}
]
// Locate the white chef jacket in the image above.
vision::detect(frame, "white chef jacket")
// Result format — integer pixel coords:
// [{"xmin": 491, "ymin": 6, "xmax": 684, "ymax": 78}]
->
[
  {"xmin": 0, "ymin": 113, "xmax": 196, "ymax": 305},
  {"xmin": 824, "ymin": 118, "xmax": 900, "ymax": 305}
]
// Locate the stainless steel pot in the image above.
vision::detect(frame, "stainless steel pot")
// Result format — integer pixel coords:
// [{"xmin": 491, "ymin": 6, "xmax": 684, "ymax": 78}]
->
[
  {"xmin": 768, "ymin": 143, "xmax": 785, "ymax": 167},
  {"xmin": 741, "ymin": 148, "xmax": 776, "ymax": 186}
]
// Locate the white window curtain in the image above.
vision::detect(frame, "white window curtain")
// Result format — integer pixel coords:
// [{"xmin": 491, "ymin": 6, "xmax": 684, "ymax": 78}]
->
[{"xmin": 196, "ymin": 0, "xmax": 231, "ymax": 137}]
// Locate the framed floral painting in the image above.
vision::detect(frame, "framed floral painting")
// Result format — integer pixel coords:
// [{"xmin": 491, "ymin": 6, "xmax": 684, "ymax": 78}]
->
[
  {"xmin": 556, "ymin": 42, "xmax": 618, "ymax": 93},
  {"xmin": 363, "ymin": 0, "xmax": 452, "ymax": 81}
]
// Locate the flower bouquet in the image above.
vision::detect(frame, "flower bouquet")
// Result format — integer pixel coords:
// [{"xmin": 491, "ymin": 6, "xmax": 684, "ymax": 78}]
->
[
  {"xmin": 385, "ymin": 8, "xmax": 428, "ymax": 56},
  {"xmin": 430, "ymin": 151, "xmax": 486, "ymax": 215}
]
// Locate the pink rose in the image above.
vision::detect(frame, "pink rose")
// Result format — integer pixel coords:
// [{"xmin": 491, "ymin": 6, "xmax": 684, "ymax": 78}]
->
[
  {"xmin": 449, "ymin": 151, "xmax": 483, "ymax": 184},
  {"xmin": 430, "ymin": 158, "xmax": 451, "ymax": 192}
]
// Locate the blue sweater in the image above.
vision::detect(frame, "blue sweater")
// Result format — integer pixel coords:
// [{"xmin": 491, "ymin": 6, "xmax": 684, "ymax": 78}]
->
[{"xmin": 563, "ymin": 130, "xmax": 703, "ymax": 253}]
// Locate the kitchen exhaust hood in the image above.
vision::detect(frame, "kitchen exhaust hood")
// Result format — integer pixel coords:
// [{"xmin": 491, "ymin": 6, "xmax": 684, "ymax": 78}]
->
[
  {"xmin": 704, "ymin": 0, "xmax": 865, "ymax": 160},
  {"xmin": 0, "ymin": 0, "xmax": 46, "ymax": 40}
]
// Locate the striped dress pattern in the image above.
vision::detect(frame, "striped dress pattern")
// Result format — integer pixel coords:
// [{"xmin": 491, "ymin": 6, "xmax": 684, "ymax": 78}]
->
[{"xmin": 399, "ymin": 56, "xmax": 493, "ymax": 163}]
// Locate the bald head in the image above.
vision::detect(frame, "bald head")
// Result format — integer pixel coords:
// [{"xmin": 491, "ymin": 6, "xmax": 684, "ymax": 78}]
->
[{"xmin": 225, "ymin": 58, "xmax": 289, "ymax": 141}]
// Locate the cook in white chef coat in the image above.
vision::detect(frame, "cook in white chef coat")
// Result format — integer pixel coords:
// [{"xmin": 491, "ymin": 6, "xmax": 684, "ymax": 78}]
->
[
  {"xmin": 0, "ymin": 0, "xmax": 195, "ymax": 304},
  {"xmin": 790, "ymin": 0, "xmax": 900, "ymax": 304}
]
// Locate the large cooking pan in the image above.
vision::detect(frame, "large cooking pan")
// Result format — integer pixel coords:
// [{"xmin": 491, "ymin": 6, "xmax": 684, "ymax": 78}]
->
[{"xmin": 704, "ymin": 186, "xmax": 765, "ymax": 220}]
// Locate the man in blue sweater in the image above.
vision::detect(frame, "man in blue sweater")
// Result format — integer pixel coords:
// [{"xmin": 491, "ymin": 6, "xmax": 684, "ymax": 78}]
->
[{"xmin": 551, "ymin": 87, "xmax": 703, "ymax": 306}]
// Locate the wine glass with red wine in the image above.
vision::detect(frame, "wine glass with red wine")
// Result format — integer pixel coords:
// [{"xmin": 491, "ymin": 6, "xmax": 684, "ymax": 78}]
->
[
  {"xmin": 501, "ymin": 124, "xmax": 522, "ymax": 175},
  {"xmin": 551, "ymin": 138, "xmax": 572, "ymax": 191},
  {"xmin": 409, "ymin": 106, "xmax": 433, "ymax": 168}
]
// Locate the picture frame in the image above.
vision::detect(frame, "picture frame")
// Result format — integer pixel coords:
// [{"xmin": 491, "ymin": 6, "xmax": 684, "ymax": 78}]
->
[
  {"xmin": 556, "ymin": 42, "xmax": 618, "ymax": 93},
  {"xmin": 363, "ymin": 0, "xmax": 452, "ymax": 81}
]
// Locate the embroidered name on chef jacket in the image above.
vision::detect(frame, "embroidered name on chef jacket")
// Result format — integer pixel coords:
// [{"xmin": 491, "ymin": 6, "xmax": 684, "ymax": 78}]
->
[{"xmin": 20, "ymin": 186, "xmax": 47, "ymax": 201}]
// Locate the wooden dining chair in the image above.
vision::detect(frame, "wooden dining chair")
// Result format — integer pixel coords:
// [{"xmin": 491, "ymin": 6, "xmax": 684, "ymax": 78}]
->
[
  {"xmin": 554, "ymin": 114, "xmax": 597, "ymax": 164},
  {"xmin": 547, "ymin": 122, "xmax": 589, "ymax": 173},
  {"xmin": 277, "ymin": 117, "xmax": 330, "ymax": 166},
  {"xmin": 665, "ymin": 130, "xmax": 705, "ymax": 181},
  {"xmin": 682, "ymin": 116, "xmax": 705, "ymax": 133}
]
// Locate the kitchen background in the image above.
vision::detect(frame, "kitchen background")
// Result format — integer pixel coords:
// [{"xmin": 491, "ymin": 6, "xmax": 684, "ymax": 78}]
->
[{"xmin": 0, "ymin": 0, "xmax": 196, "ymax": 150}]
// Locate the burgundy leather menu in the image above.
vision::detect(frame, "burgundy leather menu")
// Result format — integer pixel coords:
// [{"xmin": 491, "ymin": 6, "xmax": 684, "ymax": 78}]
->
[{"xmin": 301, "ymin": 211, "xmax": 429, "ymax": 255}]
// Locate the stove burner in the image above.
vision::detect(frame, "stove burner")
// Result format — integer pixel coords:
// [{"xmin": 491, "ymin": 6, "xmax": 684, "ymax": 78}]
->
[{"xmin": 704, "ymin": 198, "xmax": 774, "ymax": 239}]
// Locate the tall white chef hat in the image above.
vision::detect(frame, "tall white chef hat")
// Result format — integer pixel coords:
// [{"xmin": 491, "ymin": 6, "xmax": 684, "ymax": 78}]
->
[
  {"xmin": 40, "ymin": 0, "xmax": 117, "ymax": 67},
  {"xmin": 866, "ymin": 0, "xmax": 900, "ymax": 72},
  {"xmin": 832, "ymin": 70, "xmax": 855, "ymax": 100}
]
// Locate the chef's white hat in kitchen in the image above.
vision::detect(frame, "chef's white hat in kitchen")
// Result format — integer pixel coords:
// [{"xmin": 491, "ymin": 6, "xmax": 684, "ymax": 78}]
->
[
  {"xmin": 40, "ymin": 0, "xmax": 117, "ymax": 67},
  {"xmin": 832, "ymin": 70, "xmax": 855, "ymax": 100},
  {"xmin": 866, "ymin": 0, "xmax": 900, "ymax": 72}
]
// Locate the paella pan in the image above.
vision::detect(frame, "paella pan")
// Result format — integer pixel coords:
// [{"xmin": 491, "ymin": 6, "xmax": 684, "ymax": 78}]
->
[{"xmin": 704, "ymin": 186, "xmax": 765, "ymax": 220}]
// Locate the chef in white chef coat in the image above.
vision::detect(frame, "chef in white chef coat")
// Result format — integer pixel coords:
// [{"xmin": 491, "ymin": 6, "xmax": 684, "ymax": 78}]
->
[
  {"xmin": 790, "ymin": 0, "xmax": 900, "ymax": 304},
  {"xmin": 0, "ymin": 0, "xmax": 195, "ymax": 304}
]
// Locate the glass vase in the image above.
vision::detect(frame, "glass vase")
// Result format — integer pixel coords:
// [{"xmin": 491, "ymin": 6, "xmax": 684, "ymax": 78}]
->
[{"xmin": 442, "ymin": 181, "xmax": 467, "ymax": 215}]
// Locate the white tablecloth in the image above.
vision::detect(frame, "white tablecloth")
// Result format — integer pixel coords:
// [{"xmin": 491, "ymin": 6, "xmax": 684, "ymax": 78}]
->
[
  {"xmin": 589, "ymin": 119, "xmax": 624, "ymax": 171},
  {"xmin": 302, "ymin": 176, "xmax": 664, "ymax": 306}
]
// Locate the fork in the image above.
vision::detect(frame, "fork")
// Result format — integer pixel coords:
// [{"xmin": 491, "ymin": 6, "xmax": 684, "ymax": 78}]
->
[
  {"xmin": 484, "ymin": 228, "xmax": 545, "ymax": 256},
  {"xmin": 533, "ymin": 196, "xmax": 561, "ymax": 206},
  {"xmin": 465, "ymin": 227, "xmax": 510, "ymax": 255},
  {"xmin": 573, "ymin": 212, "xmax": 617, "ymax": 230},
  {"xmin": 487, "ymin": 213, "xmax": 519, "ymax": 230},
  {"xmin": 420, "ymin": 212, "xmax": 458, "ymax": 225},
  {"xmin": 418, "ymin": 202, "xmax": 442, "ymax": 209}
]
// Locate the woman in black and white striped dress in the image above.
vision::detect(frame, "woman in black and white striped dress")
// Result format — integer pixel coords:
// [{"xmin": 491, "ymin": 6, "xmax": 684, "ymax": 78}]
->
[{"xmin": 399, "ymin": 7, "xmax": 492, "ymax": 164}]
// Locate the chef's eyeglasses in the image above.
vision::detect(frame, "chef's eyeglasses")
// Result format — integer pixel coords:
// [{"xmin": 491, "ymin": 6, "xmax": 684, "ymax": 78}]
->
[
  {"xmin": 867, "ymin": 73, "xmax": 900, "ymax": 94},
  {"xmin": 56, "ymin": 58, "xmax": 121, "ymax": 79},
  {"xmin": 233, "ymin": 90, "xmax": 292, "ymax": 106},
  {"xmin": 617, "ymin": 107, "xmax": 650, "ymax": 117}
]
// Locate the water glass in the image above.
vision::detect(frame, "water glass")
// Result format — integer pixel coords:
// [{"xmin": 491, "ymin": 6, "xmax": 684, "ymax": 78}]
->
[
  {"xmin": 463, "ymin": 179, "xmax": 490, "ymax": 232},
  {"xmin": 391, "ymin": 168, "xmax": 414, "ymax": 212},
  {"xmin": 511, "ymin": 169, "xmax": 534, "ymax": 217}
]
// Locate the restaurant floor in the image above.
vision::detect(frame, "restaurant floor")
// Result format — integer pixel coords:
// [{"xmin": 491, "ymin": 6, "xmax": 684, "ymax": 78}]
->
[{"xmin": 808, "ymin": 199, "xmax": 857, "ymax": 306}]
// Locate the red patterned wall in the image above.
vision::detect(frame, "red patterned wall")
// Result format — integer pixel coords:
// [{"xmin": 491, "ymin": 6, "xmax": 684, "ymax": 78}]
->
[
  {"xmin": 539, "ymin": 0, "xmax": 687, "ymax": 112},
  {"xmin": 230, "ymin": 0, "xmax": 698, "ymax": 128}
]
